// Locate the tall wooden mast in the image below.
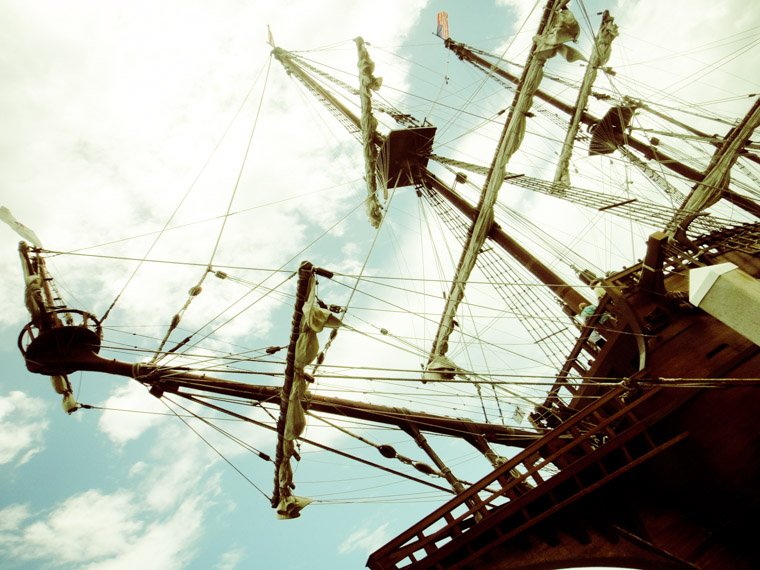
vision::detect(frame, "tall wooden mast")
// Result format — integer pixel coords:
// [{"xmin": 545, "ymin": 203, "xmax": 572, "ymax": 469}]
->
[
  {"xmin": 429, "ymin": 0, "xmax": 581, "ymax": 361},
  {"xmin": 443, "ymin": 35, "xmax": 760, "ymax": 220},
  {"xmin": 268, "ymin": 22, "xmax": 589, "ymax": 318}
]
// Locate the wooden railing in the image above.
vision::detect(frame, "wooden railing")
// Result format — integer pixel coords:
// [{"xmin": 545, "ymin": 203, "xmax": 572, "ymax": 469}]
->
[{"xmin": 367, "ymin": 384, "xmax": 687, "ymax": 570}]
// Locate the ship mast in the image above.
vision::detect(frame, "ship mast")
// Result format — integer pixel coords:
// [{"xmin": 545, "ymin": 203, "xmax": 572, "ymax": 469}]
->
[
  {"xmin": 16, "ymin": 243, "xmax": 545, "ymax": 518},
  {"xmin": 430, "ymin": 0, "xmax": 573, "ymax": 361},
  {"xmin": 269, "ymin": 30, "xmax": 589, "ymax": 327},
  {"xmin": 443, "ymin": 35, "xmax": 760, "ymax": 220},
  {"xmin": 553, "ymin": 10, "xmax": 617, "ymax": 186},
  {"xmin": 670, "ymin": 96, "xmax": 760, "ymax": 230},
  {"xmin": 264, "ymin": 8, "xmax": 606, "ymax": 502},
  {"xmin": 10, "ymin": 29, "xmax": 602, "ymax": 522}
]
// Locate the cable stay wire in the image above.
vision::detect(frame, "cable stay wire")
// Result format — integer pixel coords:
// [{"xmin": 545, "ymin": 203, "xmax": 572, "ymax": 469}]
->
[
  {"xmin": 98, "ymin": 57, "xmax": 273, "ymax": 325},
  {"xmin": 178, "ymin": 393, "xmax": 455, "ymax": 495},
  {"xmin": 156, "ymin": 198, "xmax": 367, "ymax": 370},
  {"xmin": 158, "ymin": 394, "xmax": 273, "ymax": 501},
  {"xmin": 49, "ymin": 179, "xmax": 361, "ymax": 256},
  {"xmin": 151, "ymin": 56, "xmax": 275, "ymax": 364}
]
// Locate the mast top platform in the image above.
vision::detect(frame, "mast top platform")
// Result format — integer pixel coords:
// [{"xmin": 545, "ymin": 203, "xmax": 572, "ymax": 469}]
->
[
  {"xmin": 19, "ymin": 309, "xmax": 102, "ymax": 376},
  {"xmin": 378, "ymin": 126, "xmax": 436, "ymax": 188}
]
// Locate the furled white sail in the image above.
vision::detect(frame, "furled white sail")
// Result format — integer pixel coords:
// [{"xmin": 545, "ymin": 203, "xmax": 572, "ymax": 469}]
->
[
  {"xmin": 50, "ymin": 375, "xmax": 79, "ymax": 414},
  {"xmin": 355, "ymin": 36, "xmax": 384, "ymax": 228},
  {"xmin": 432, "ymin": 2, "xmax": 582, "ymax": 360},
  {"xmin": 0, "ymin": 206, "xmax": 43, "ymax": 248},
  {"xmin": 675, "ymin": 98, "xmax": 760, "ymax": 220},
  {"xmin": 277, "ymin": 273, "xmax": 341, "ymax": 518},
  {"xmin": 533, "ymin": 7, "xmax": 584, "ymax": 63},
  {"xmin": 554, "ymin": 11, "xmax": 618, "ymax": 186}
]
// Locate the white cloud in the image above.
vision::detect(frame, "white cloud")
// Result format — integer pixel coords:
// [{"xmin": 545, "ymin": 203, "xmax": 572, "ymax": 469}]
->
[
  {"xmin": 129, "ymin": 460, "xmax": 148, "ymax": 478},
  {"xmin": 0, "ymin": 267, "xmax": 28, "ymax": 327},
  {"xmin": 0, "ymin": 504, "xmax": 31, "ymax": 531},
  {"xmin": 0, "ymin": 417, "xmax": 223, "ymax": 569},
  {"xmin": 21, "ymin": 489, "xmax": 144, "ymax": 563},
  {"xmin": 215, "ymin": 547, "xmax": 245, "ymax": 570},
  {"xmin": 0, "ymin": 489, "xmax": 210, "ymax": 570},
  {"xmin": 0, "ymin": 390, "xmax": 49, "ymax": 466},
  {"xmin": 83, "ymin": 496, "xmax": 207, "ymax": 570},
  {"xmin": 338, "ymin": 522, "xmax": 390, "ymax": 555},
  {"xmin": 140, "ymin": 446, "xmax": 220, "ymax": 513},
  {"xmin": 97, "ymin": 381, "xmax": 168, "ymax": 445}
]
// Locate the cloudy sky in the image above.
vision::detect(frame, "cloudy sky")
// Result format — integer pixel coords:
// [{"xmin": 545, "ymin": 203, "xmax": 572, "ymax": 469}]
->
[{"xmin": 1, "ymin": 1, "xmax": 759, "ymax": 569}]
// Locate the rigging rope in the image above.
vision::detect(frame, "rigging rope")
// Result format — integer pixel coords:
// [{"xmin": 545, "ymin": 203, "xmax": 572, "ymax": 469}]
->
[
  {"xmin": 152, "ymin": 56, "xmax": 275, "ymax": 364},
  {"xmin": 424, "ymin": 46, "xmax": 451, "ymax": 123},
  {"xmin": 158, "ymin": 270, "xmax": 297, "ymax": 369},
  {"xmin": 98, "ymin": 58, "xmax": 272, "ymax": 325},
  {"xmin": 309, "ymin": 177, "xmax": 404, "ymax": 378},
  {"xmin": 160, "ymin": 394, "xmax": 272, "ymax": 501},
  {"xmin": 180, "ymin": 393, "xmax": 454, "ymax": 495},
  {"xmin": 157, "ymin": 199, "xmax": 365, "ymax": 369},
  {"xmin": 309, "ymin": 413, "xmax": 444, "ymax": 479}
]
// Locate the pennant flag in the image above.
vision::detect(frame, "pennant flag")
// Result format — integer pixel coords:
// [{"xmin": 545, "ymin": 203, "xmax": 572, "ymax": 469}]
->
[
  {"xmin": 436, "ymin": 12, "xmax": 449, "ymax": 40},
  {"xmin": 0, "ymin": 206, "xmax": 42, "ymax": 247},
  {"xmin": 267, "ymin": 24, "xmax": 275, "ymax": 47}
]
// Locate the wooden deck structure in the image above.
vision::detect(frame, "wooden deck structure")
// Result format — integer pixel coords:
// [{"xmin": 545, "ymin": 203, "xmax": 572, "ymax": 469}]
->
[{"xmin": 368, "ymin": 226, "xmax": 760, "ymax": 570}]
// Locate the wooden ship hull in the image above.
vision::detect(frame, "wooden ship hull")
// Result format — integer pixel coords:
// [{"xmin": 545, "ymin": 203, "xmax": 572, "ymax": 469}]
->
[
  {"xmin": 368, "ymin": 224, "xmax": 760, "ymax": 570},
  {"xmin": 8, "ymin": 2, "xmax": 760, "ymax": 570}
]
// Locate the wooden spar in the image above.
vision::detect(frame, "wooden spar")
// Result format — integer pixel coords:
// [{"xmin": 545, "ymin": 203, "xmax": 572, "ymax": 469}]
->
[
  {"xmin": 271, "ymin": 47, "xmax": 370, "ymax": 139},
  {"xmin": 422, "ymin": 170, "xmax": 588, "ymax": 312},
  {"xmin": 155, "ymin": 373, "xmax": 541, "ymax": 446},
  {"xmin": 429, "ymin": 0, "xmax": 561, "ymax": 360},
  {"xmin": 269, "ymin": 39, "xmax": 588, "ymax": 315},
  {"xmin": 404, "ymin": 423, "xmax": 466, "ymax": 494},
  {"xmin": 554, "ymin": 10, "xmax": 617, "ymax": 185},
  {"xmin": 444, "ymin": 38, "xmax": 760, "ymax": 219},
  {"xmin": 674, "ymin": 96, "xmax": 760, "ymax": 223},
  {"xmin": 272, "ymin": 261, "xmax": 313, "ymax": 509},
  {"xmin": 444, "ymin": 39, "xmax": 697, "ymax": 177},
  {"xmin": 20, "ymin": 325, "xmax": 540, "ymax": 447}
]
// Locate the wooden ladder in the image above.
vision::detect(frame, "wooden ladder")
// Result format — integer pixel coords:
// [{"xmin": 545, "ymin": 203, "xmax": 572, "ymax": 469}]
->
[{"xmin": 367, "ymin": 384, "xmax": 688, "ymax": 570}]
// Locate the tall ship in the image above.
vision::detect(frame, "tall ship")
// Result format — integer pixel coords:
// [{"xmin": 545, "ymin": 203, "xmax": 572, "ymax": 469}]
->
[{"xmin": 3, "ymin": 1, "xmax": 759, "ymax": 569}]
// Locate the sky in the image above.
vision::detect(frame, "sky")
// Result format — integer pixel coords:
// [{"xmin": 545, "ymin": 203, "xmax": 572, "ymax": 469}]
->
[{"xmin": 1, "ymin": 1, "xmax": 759, "ymax": 569}]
